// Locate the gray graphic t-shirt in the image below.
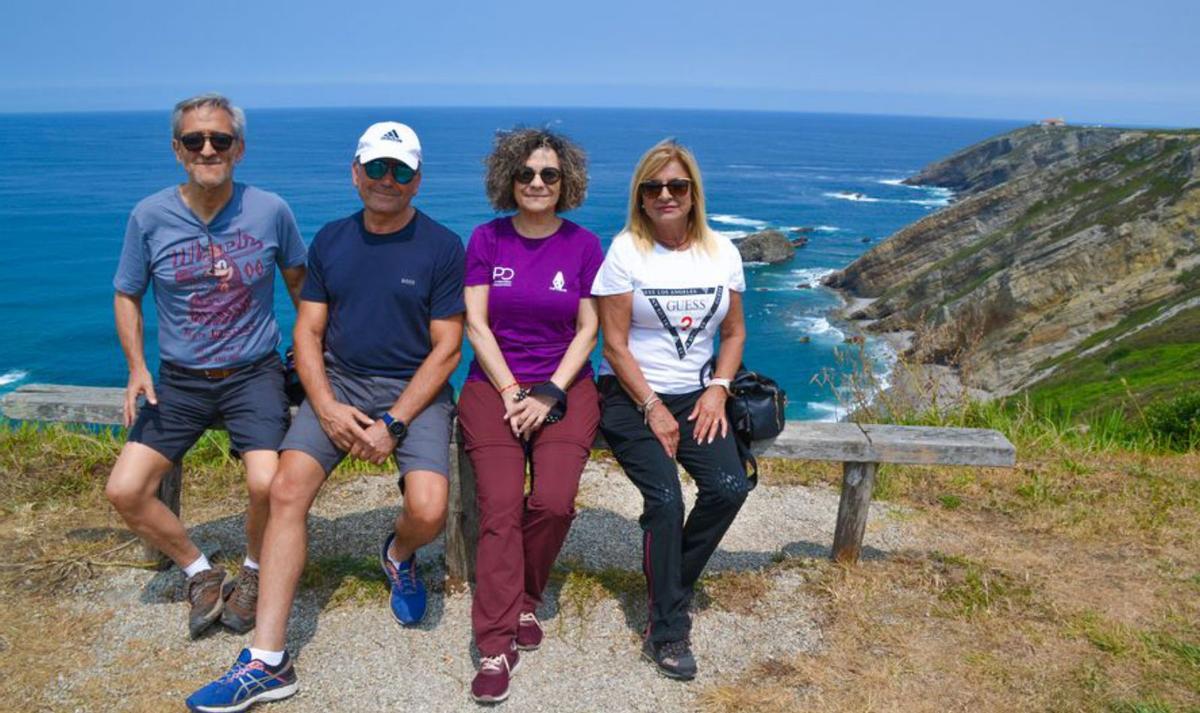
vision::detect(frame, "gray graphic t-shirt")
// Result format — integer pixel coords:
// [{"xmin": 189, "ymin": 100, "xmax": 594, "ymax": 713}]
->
[{"xmin": 113, "ymin": 183, "xmax": 306, "ymax": 369}]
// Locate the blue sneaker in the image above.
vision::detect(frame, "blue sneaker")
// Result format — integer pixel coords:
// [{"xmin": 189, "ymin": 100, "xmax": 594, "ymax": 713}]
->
[
  {"xmin": 186, "ymin": 648, "xmax": 297, "ymax": 712},
  {"xmin": 380, "ymin": 532, "xmax": 427, "ymax": 625}
]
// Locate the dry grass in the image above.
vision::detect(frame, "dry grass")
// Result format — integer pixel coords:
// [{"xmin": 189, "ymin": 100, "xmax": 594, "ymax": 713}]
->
[
  {"xmin": 699, "ymin": 447, "xmax": 1200, "ymax": 713},
  {"xmin": 1, "ymin": 425, "xmax": 1197, "ymax": 710},
  {"xmin": 0, "ymin": 594, "xmax": 109, "ymax": 710}
]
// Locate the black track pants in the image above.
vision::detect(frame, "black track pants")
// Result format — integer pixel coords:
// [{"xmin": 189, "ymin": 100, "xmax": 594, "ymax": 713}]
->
[{"xmin": 598, "ymin": 376, "xmax": 750, "ymax": 643}]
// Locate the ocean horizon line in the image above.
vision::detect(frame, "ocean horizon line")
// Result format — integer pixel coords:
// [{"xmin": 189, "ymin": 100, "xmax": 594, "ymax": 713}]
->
[{"xmin": 0, "ymin": 102, "xmax": 1154, "ymax": 130}]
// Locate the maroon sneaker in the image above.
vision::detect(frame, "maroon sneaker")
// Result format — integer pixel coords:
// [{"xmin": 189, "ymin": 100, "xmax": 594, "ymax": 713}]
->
[
  {"xmin": 516, "ymin": 612, "xmax": 543, "ymax": 651},
  {"xmin": 471, "ymin": 643, "xmax": 521, "ymax": 703},
  {"xmin": 185, "ymin": 567, "xmax": 227, "ymax": 638},
  {"xmin": 220, "ymin": 565, "xmax": 259, "ymax": 633}
]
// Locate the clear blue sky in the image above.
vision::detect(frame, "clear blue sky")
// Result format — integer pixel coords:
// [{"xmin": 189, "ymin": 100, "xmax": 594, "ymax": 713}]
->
[{"xmin": 2, "ymin": 0, "xmax": 1196, "ymax": 126}]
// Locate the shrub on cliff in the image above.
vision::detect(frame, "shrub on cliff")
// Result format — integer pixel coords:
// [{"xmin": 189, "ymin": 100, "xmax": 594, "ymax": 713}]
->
[{"xmin": 1144, "ymin": 392, "xmax": 1200, "ymax": 452}]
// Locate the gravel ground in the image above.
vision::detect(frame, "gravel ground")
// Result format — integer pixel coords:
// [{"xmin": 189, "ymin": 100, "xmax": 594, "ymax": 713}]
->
[{"xmin": 54, "ymin": 459, "xmax": 914, "ymax": 712}]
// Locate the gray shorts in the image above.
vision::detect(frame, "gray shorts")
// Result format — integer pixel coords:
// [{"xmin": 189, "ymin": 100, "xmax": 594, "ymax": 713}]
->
[{"xmin": 280, "ymin": 361, "xmax": 455, "ymax": 481}]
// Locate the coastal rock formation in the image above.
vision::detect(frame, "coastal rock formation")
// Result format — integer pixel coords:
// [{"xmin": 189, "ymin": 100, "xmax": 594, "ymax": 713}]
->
[
  {"xmin": 825, "ymin": 126, "xmax": 1200, "ymax": 398},
  {"xmin": 902, "ymin": 124, "xmax": 1129, "ymax": 198},
  {"xmin": 736, "ymin": 229, "xmax": 795, "ymax": 264}
]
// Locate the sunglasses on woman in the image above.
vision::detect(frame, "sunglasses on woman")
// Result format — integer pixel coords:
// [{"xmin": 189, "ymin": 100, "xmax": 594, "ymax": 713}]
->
[
  {"xmin": 361, "ymin": 159, "xmax": 417, "ymax": 184},
  {"xmin": 178, "ymin": 132, "xmax": 237, "ymax": 152},
  {"xmin": 515, "ymin": 166, "xmax": 562, "ymax": 185},
  {"xmin": 639, "ymin": 178, "xmax": 691, "ymax": 200}
]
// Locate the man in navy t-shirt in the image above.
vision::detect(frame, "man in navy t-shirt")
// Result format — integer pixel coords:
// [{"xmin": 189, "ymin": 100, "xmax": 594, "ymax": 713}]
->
[{"xmin": 188, "ymin": 121, "xmax": 466, "ymax": 713}]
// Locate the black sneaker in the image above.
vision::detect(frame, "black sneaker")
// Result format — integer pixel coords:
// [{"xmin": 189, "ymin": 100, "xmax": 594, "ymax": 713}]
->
[{"xmin": 641, "ymin": 638, "xmax": 697, "ymax": 680}]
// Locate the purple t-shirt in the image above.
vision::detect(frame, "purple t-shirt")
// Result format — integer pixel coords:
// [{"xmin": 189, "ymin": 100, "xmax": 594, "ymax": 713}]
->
[{"xmin": 464, "ymin": 217, "xmax": 604, "ymax": 384}]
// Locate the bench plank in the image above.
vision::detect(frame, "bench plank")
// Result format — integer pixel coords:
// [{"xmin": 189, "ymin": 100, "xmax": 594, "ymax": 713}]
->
[
  {"xmin": 1, "ymin": 386, "xmax": 1018, "ymax": 468},
  {"xmin": 2, "ymin": 384, "xmax": 127, "ymax": 425}
]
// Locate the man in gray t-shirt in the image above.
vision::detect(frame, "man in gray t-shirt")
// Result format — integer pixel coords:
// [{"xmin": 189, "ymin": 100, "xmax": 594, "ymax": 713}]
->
[{"xmin": 106, "ymin": 93, "xmax": 307, "ymax": 639}]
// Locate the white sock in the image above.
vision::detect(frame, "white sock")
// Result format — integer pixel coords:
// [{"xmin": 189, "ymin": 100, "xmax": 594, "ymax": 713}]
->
[
  {"xmin": 387, "ymin": 543, "xmax": 406, "ymax": 569},
  {"xmin": 243, "ymin": 557, "xmax": 259, "ymax": 571},
  {"xmin": 248, "ymin": 648, "xmax": 285, "ymax": 667},
  {"xmin": 182, "ymin": 553, "xmax": 212, "ymax": 578}
]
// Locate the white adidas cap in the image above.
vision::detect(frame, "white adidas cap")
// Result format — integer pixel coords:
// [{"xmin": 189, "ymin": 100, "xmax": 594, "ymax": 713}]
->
[{"xmin": 355, "ymin": 121, "xmax": 422, "ymax": 169}]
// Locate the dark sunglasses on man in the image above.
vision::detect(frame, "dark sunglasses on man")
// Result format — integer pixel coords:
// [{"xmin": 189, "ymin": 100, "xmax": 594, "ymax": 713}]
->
[
  {"xmin": 639, "ymin": 178, "xmax": 691, "ymax": 200},
  {"xmin": 178, "ymin": 132, "xmax": 237, "ymax": 153},
  {"xmin": 515, "ymin": 166, "xmax": 562, "ymax": 185},
  {"xmin": 361, "ymin": 158, "xmax": 417, "ymax": 185}
]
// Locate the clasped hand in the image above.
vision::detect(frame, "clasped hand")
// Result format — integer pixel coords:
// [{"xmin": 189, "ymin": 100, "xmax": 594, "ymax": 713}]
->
[
  {"xmin": 504, "ymin": 392, "xmax": 554, "ymax": 440},
  {"xmin": 316, "ymin": 401, "xmax": 394, "ymax": 464}
]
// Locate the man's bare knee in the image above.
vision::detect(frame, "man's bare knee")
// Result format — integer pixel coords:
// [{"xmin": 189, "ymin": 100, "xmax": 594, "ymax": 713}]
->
[
  {"xmin": 268, "ymin": 452, "xmax": 325, "ymax": 515},
  {"xmin": 399, "ymin": 471, "xmax": 449, "ymax": 537},
  {"xmin": 242, "ymin": 450, "xmax": 278, "ymax": 504},
  {"xmin": 106, "ymin": 444, "xmax": 171, "ymax": 515}
]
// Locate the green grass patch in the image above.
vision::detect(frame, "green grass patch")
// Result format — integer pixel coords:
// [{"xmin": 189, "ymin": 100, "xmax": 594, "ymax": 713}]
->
[
  {"xmin": 937, "ymin": 493, "xmax": 963, "ymax": 510},
  {"xmin": 299, "ymin": 555, "xmax": 388, "ymax": 608},
  {"xmin": 1025, "ymin": 304, "xmax": 1200, "ymax": 420},
  {"xmin": 930, "ymin": 552, "xmax": 1034, "ymax": 618},
  {"xmin": 550, "ymin": 560, "xmax": 644, "ymax": 623}
]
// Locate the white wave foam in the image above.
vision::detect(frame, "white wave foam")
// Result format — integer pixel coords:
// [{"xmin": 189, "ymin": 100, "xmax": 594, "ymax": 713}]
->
[
  {"xmin": 743, "ymin": 261, "xmax": 769, "ymax": 268},
  {"xmin": 710, "ymin": 214, "xmax": 769, "ymax": 228},
  {"xmin": 790, "ymin": 267, "xmax": 836, "ymax": 284},
  {"xmin": 909, "ymin": 197, "xmax": 951, "ymax": 208},
  {"xmin": 878, "ymin": 178, "xmax": 907, "ymax": 186},
  {"xmin": 713, "ymin": 228, "xmax": 749, "ymax": 241},
  {"xmin": 806, "ymin": 401, "xmax": 843, "ymax": 422},
  {"xmin": 792, "ymin": 316, "xmax": 845, "ymax": 341},
  {"xmin": 0, "ymin": 370, "xmax": 28, "ymax": 387},
  {"xmin": 814, "ymin": 225, "xmax": 843, "ymax": 233},
  {"xmin": 824, "ymin": 191, "xmax": 880, "ymax": 203}
]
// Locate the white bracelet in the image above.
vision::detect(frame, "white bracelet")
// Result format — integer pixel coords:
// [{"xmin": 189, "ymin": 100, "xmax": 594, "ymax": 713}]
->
[{"xmin": 708, "ymin": 378, "xmax": 732, "ymax": 395}]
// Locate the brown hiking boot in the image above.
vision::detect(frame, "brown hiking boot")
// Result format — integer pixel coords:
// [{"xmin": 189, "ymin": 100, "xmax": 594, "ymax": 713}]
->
[
  {"xmin": 220, "ymin": 565, "xmax": 259, "ymax": 633},
  {"xmin": 186, "ymin": 567, "xmax": 228, "ymax": 638}
]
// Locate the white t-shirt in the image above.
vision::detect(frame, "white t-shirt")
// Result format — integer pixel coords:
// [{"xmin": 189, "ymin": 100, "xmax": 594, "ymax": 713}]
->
[{"xmin": 592, "ymin": 230, "xmax": 746, "ymax": 394}]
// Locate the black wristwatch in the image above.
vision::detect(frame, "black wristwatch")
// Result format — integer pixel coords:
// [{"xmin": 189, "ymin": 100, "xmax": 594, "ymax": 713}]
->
[{"xmin": 380, "ymin": 412, "xmax": 408, "ymax": 443}]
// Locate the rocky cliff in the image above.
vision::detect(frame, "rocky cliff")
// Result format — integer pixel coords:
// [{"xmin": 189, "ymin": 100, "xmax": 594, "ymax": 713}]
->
[{"xmin": 824, "ymin": 125, "xmax": 1200, "ymax": 400}]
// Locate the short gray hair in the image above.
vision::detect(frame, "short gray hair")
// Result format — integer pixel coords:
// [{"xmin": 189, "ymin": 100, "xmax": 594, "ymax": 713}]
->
[{"xmin": 171, "ymin": 92, "xmax": 246, "ymax": 139}]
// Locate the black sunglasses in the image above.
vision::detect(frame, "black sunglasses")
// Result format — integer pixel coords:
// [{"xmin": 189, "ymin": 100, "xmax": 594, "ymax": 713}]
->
[
  {"xmin": 361, "ymin": 159, "xmax": 417, "ymax": 184},
  {"xmin": 639, "ymin": 178, "xmax": 691, "ymax": 200},
  {"xmin": 515, "ymin": 166, "xmax": 562, "ymax": 185},
  {"xmin": 178, "ymin": 132, "xmax": 236, "ymax": 152}
]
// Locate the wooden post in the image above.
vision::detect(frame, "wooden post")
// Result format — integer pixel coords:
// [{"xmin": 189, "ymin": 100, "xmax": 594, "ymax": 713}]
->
[
  {"xmin": 831, "ymin": 461, "xmax": 878, "ymax": 564},
  {"xmin": 140, "ymin": 461, "xmax": 183, "ymax": 569},
  {"xmin": 444, "ymin": 426, "xmax": 478, "ymax": 589}
]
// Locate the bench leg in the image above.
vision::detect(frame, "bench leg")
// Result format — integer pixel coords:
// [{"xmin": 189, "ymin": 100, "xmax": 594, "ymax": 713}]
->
[
  {"xmin": 444, "ymin": 426, "xmax": 478, "ymax": 590},
  {"xmin": 139, "ymin": 461, "xmax": 183, "ymax": 569},
  {"xmin": 831, "ymin": 461, "xmax": 878, "ymax": 564}
]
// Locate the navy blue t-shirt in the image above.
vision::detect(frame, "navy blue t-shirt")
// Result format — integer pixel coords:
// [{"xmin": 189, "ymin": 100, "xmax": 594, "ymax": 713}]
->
[{"xmin": 301, "ymin": 209, "xmax": 466, "ymax": 378}]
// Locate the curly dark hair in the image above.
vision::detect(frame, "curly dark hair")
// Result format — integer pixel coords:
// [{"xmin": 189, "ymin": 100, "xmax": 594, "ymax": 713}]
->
[{"xmin": 484, "ymin": 127, "xmax": 588, "ymax": 213}]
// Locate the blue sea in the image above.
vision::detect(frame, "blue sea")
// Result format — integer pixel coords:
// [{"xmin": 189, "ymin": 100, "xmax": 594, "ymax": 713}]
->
[{"xmin": 0, "ymin": 107, "xmax": 1021, "ymax": 419}]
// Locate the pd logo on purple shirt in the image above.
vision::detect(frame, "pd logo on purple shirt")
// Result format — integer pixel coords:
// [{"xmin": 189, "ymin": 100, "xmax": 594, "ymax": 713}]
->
[{"xmin": 492, "ymin": 266, "xmax": 514, "ymax": 287}]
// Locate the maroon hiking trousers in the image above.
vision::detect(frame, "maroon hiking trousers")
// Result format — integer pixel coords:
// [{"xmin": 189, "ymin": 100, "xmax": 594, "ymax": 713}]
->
[{"xmin": 458, "ymin": 378, "xmax": 600, "ymax": 656}]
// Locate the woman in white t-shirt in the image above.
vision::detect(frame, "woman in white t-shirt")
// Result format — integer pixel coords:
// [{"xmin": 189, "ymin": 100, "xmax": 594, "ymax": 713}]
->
[{"xmin": 592, "ymin": 139, "xmax": 750, "ymax": 681}]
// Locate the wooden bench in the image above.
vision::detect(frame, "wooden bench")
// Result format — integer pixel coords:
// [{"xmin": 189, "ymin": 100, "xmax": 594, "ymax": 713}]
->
[{"xmin": 2, "ymin": 383, "xmax": 1016, "ymax": 581}]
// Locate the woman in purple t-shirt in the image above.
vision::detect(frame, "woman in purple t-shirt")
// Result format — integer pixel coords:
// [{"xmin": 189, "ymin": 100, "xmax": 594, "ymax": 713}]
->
[{"xmin": 458, "ymin": 128, "xmax": 604, "ymax": 703}]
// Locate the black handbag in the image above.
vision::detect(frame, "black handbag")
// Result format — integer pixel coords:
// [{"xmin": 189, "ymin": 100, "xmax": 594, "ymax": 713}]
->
[
  {"xmin": 701, "ymin": 359, "xmax": 788, "ymax": 489},
  {"xmin": 727, "ymin": 367, "xmax": 788, "ymax": 443}
]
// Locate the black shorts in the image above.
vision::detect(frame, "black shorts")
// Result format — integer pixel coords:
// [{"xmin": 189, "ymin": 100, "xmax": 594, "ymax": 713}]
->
[{"xmin": 128, "ymin": 353, "xmax": 290, "ymax": 463}]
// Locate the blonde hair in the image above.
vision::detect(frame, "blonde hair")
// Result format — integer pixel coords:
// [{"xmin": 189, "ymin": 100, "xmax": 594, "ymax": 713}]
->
[{"xmin": 622, "ymin": 139, "xmax": 717, "ymax": 255}]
